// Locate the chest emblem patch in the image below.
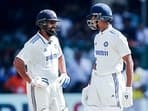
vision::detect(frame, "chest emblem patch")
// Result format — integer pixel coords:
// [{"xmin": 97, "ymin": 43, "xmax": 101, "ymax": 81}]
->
[{"xmin": 104, "ymin": 41, "xmax": 108, "ymax": 47}]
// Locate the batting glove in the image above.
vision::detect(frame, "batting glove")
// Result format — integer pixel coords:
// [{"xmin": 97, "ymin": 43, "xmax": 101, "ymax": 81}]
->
[
  {"xmin": 122, "ymin": 87, "xmax": 133, "ymax": 108},
  {"xmin": 31, "ymin": 76, "xmax": 49, "ymax": 88},
  {"xmin": 57, "ymin": 73, "xmax": 70, "ymax": 88}
]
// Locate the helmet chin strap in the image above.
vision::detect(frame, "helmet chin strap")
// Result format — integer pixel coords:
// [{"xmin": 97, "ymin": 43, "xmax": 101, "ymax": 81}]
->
[{"xmin": 95, "ymin": 20, "xmax": 99, "ymax": 30}]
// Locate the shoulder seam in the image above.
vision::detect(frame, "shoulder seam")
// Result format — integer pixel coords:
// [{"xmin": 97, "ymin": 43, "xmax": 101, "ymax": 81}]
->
[{"xmin": 29, "ymin": 36, "xmax": 40, "ymax": 44}]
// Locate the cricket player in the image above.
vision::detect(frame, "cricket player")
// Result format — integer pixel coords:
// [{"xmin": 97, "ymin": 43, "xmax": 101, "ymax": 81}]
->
[
  {"xmin": 81, "ymin": 3, "xmax": 134, "ymax": 111},
  {"xmin": 13, "ymin": 9, "xmax": 70, "ymax": 111}
]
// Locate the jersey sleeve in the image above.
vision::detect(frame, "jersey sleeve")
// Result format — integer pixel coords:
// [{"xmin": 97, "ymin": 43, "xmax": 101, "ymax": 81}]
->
[
  {"xmin": 16, "ymin": 43, "xmax": 33, "ymax": 64},
  {"xmin": 115, "ymin": 34, "xmax": 131, "ymax": 57}
]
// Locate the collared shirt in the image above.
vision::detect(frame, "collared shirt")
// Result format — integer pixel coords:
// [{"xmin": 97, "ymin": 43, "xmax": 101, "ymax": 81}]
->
[
  {"xmin": 94, "ymin": 25, "xmax": 131, "ymax": 75},
  {"xmin": 16, "ymin": 32, "xmax": 63, "ymax": 81}
]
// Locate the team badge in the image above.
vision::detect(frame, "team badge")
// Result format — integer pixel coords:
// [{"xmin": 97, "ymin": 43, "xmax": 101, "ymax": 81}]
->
[{"xmin": 104, "ymin": 41, "xmax": 108, "ymax": 47}]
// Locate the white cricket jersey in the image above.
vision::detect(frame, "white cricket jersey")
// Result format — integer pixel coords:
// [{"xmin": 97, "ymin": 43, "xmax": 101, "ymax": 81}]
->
[
  {"xmin": 94, "ymin": 25, "xmax": 131, "ymax": 75},
  {"xmin": 16, "ymin": 32, "xmax": 63, "ymax": 81}
]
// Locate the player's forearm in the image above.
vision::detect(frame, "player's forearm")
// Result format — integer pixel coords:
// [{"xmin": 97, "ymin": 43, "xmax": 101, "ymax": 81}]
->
[
  {"xmin": 123, "ymin": 55, "xmax": 134, "ymax": 87},
  {"xmin": 126, "ymin": 65, "xmax": 133, "ymax": 87},
  {"xmin": 13, "ymin": 57, "xmax": 32, "ymax": 83},
  {"xmin": 58, "ymin": 55, "xmax": 67, "ymax": 74}
]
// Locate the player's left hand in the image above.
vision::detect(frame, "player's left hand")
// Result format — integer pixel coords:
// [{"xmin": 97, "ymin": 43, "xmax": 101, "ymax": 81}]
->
[
  {"xmin": 122, "ymin": 87, "xmax": 133, "ymax": 108},
  {"xmin": 57, "ymin": 73, "xmax": 70, "ymax": 88}
]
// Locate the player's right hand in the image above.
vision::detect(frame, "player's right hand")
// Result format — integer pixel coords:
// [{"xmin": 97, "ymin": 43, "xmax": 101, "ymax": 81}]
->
[
  {"xmin": 122, "ymin": 87, "xmax": 133, "ymax": 108},
  {"xmin": 31, "ymin": 76, "xmax": 49, "ymax": 88}
]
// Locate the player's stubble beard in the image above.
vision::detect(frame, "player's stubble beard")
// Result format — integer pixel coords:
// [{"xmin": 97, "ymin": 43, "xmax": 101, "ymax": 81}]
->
[
  {"xmin": 44, "ymin": 26, "xmax": 57, "ymax": 37},
  {"xmin": 39, "ymin": 27, "xmax": 56, "ymax": 42},
  {"xmin": 38, "ymin": 22, "xmax": 57, "ymax": 37}
]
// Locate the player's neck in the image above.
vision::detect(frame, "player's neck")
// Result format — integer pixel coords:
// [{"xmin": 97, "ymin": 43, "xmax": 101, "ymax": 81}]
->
[{"xmin": 100, "ymin": 24, "xmax": 109, "ymax": 32}]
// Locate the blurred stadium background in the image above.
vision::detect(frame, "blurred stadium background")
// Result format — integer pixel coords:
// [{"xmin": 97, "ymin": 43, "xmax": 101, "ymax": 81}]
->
[{"xmin": 0, "ymin": 0, "xmax": 148, "ymax": 111}]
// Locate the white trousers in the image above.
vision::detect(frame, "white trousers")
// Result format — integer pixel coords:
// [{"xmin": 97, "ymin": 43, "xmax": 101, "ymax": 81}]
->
[
  {"xmin": 82, "ymin": 71, "xmax": 125, "ymax": 111},
  {"xmin": 26, "ymin": 82, "xmax": 67, "ymax": 111}
]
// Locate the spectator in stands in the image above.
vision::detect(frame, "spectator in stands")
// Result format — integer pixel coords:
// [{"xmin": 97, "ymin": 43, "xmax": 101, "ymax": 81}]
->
[
  {"xmin": 67, "ymin": 50, "xmax": 92, "ymax": 92},
  {"xmin": 4, "ymin": 71, "xmax": 26, "ymax": 94}
]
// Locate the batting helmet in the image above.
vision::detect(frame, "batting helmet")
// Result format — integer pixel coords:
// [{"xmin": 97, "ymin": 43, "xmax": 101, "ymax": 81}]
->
[
  {"xmin": 36, "ymin": 9, "xmax": 60, "ymax": 36},
  {"xmin": 87, "ymin": 3, "xmax": 113, "ymax": 30},
  {"xmin": 36, "ymin": 9, "xmax": 59, "ymax": 24}
]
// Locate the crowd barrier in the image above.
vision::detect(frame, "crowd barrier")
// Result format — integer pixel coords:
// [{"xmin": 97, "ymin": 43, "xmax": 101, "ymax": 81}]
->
[
  {"xmin": 0, "ymin": 93, "xmax": 82, "ymax": 111},
  {"xmin": 0, "ymin": 94, "xmax": 148, "ymax": 111}
]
